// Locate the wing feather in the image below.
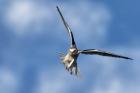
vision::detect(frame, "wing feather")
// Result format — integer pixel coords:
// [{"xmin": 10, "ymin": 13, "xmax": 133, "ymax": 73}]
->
[
  {"xmin": 57, "ymin": 6, "xmax": 76, "ymax": 48},
  {"xmin": 79, "ymin": 49, "xmax": 133, "ymax": 60}
]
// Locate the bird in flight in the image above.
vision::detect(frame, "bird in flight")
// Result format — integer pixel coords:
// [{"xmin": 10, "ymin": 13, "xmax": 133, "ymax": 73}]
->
[{"xmin": 56, "ymin": 6, "xmax": 133, "ymax": 76}]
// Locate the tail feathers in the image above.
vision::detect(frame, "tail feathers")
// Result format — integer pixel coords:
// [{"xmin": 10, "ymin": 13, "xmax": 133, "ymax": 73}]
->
[{"xmin": 65, "ymin": 62, "xmax": 80, "ymax": 77}]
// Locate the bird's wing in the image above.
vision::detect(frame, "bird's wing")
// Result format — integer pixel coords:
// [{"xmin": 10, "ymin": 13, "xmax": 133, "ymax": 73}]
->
[
  {"xmin": 57, "ymin": 6, "xmax": 76, "ymax": 48},
  {"xmin": 79, "ymin": 49, "xmax": 133, "ymax": 60}
]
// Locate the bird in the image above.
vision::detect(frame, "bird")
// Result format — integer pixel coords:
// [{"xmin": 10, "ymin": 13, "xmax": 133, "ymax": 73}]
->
[{"xmin": 56, "ymin": 6, "xmax": 133, "ymax": 76}]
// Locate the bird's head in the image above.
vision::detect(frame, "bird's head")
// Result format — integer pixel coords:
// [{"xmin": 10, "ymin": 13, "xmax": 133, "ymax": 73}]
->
[{"xmin": 69, "ymin": 48, "xmax": 78, "ymax": 55}]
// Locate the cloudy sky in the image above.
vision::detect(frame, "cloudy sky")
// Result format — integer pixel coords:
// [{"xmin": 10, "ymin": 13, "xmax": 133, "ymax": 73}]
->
[{"xmin": 0, "ymin": 0, "xmax": 139, "ymax": 93}]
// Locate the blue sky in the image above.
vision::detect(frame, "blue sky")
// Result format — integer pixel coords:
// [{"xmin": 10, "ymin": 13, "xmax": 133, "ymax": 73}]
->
[{"xmin": 0, "ymin": 0, "xmax": 139, "ymax": 93}]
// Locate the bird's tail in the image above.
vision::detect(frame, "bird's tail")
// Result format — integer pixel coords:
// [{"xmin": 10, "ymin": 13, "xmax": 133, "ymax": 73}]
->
[{"xmin": 65, "ymin": 62, "xmax": 81, "ymax": 77}]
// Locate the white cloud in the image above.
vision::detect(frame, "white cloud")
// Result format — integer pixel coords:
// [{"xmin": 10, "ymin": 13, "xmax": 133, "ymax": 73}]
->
[
  {"xmin": 0, "ymin": 68, "xmax": 19, "ymax": 93},
  {"xmin": 90, "ymin": 78, "xmax": 140, "ymax": 93},
  {"xmin": 90, "ymin": 78, "xmax": 122, "ymax": 93},
  {"xmin": 5, "ymin": 1, "xmax": 53, "ymax": 35},
  {"xmin": 34, "ymin": 69, "xmax": 67, "ymax": 93}
]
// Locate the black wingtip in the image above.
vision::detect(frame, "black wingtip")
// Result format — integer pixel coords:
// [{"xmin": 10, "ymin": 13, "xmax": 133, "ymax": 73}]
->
[
  {"xmin": 56, "ymin": 6, "xmax": 58, "ymax": 9},
  {"xmin": 56, "ymin": 6, "xmax": 61, "ymax": 15},
  {"xmin": 123, "ymin": 57, "xmax": 133, "ymax": 60},
  {"xmin": 127, "ymin": 58, "xmax": 134, "ymax": 60},
  {"xmin": 56, "ymin": 6, "xmax": 59, "ymax": 10}
]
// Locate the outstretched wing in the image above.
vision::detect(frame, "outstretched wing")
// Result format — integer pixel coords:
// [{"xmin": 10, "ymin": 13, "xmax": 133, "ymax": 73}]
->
[
  {"xmin": 79, "ymin": 49, "xmax": 133, "ymax": 60},
  {"xmin": 57, "ymin": 6, "xmax": 76, "ymax": 48}
]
